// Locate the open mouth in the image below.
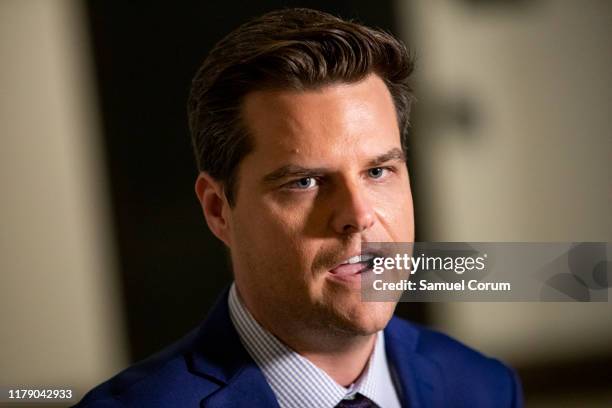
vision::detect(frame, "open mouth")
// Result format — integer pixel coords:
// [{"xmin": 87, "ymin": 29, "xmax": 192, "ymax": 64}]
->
[{"xmin": 329, "ymin": 253, "xmax": 377, "ymax": 277}]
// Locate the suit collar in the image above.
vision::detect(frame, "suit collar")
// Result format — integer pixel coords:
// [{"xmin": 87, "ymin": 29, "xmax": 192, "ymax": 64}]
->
[
  {"xmin": 199, "ymin": 363, "xmax": 280, "ymax": 408},
  {"xmin": 187, "ymin": 287, "xmax": 279, "ymax": 407},
  {"xmin": 384, "ymin": 317, "xmax": 447, "ymax": 407}
]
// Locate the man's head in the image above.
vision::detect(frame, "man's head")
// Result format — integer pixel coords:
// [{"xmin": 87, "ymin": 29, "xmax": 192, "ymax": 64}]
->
[{"xmin": 190, "ymin": 8, "xmax": 415, "ymax": 340}]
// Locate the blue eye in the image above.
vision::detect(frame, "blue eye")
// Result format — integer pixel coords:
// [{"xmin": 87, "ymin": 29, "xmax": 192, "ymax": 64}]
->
[
  {"xmin": 291, "ymin": 177, "xmax": 318, "ymax": 189},
  {"xmin": 368, "ymin": 167, "xmax": 386, "ymax": 179}
]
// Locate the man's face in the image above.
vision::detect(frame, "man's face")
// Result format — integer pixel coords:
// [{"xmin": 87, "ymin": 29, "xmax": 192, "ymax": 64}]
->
[{"xmin": 227, "ymin": 73, "xmax": 414, "ymax": 336}]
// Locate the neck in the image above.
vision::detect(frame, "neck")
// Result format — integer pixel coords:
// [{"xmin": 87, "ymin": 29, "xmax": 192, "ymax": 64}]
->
[
  {"xmin": 294, "ymin": 331, "xmax": 377, "ymax": 386},
  {"xmin": 234, "ymin": 285, "xmax": 379, "ymax": 386},
  {"xmin": 249, "ymin": 307, "xmax": 377, "ymax": 385}
]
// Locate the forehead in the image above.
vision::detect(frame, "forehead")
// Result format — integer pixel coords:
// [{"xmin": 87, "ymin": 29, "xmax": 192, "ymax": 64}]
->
[{"xmin": 240, "ymin": 74, "xmax": 401, "ymax": 161}]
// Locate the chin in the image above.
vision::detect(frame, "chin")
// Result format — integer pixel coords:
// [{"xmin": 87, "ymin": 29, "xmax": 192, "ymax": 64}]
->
[{"xmin": 328, "ymin": 300, "xmax": 397, "ymax": 336}]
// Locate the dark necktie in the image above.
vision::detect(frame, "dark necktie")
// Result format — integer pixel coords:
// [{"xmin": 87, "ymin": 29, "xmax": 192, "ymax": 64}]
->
[{"xmin": 335, "ymin": 393, "xmax": 378, "ymax": 408}]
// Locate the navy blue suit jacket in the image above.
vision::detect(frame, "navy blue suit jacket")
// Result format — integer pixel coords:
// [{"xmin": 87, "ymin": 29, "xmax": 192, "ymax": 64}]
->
[{"xmin": 76, "ymin": 289, "xmax": 523, "ymax": 407}]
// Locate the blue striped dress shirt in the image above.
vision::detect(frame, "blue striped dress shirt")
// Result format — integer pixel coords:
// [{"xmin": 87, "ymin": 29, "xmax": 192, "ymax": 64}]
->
[{"xmin": 228, "ymin": 283, "xmax": 402, "ymax": 408}]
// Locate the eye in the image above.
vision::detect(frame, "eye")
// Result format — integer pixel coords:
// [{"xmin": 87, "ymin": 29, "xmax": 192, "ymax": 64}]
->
[
  {"xmin": 368, "ymin": 167, "xmax": 386, "ymax": 179},
  {"xmin": 289, "ymin": 177, "xmax": 318, "ymax": 190}
]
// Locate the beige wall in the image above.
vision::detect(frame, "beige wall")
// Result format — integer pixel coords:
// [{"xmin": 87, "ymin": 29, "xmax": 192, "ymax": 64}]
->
[
  {"xmin": 0, "ymin": 0, "xmax": 126, "ymax": 396},
  {"xmin": 398, "ymin": 0, "xmax": 611, "ymax": 368}
]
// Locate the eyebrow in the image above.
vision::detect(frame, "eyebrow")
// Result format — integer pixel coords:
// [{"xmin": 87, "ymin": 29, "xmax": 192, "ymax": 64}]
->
[
  {"xmin": 262, "ymin": 147, "xmax": 406, "ymax": 184},
  {"xmin": 366, "ymin": 147, "xmax": 406, "ymax": 167}
]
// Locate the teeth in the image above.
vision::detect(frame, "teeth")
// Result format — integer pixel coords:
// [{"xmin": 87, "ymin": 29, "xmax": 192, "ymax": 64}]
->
[{"xmin": 343, "ymin": 254, "xmax": 374, "ymax": 265}]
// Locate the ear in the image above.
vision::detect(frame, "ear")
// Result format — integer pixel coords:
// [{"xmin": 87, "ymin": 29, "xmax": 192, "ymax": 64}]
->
[{"xmin": 195, "ymin": 172, "xmax": 232, "ymax": 247}]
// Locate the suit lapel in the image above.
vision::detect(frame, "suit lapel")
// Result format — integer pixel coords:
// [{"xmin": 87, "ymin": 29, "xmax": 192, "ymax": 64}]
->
[
  {"xmin": 200, "ymin": 363, "xmax": 280, "ymax": 408},
  {"xmin": 385, "ymin": 317, "xmax": 446, "ymax": 408},
  {"xmin": 187, "ymin": 288, "xmax": 280, "ymax": 407}
]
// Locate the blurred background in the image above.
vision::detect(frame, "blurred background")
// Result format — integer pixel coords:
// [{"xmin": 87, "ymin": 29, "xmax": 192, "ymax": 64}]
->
[{"xmin": 0, "ymin": 0, "xmax": 610, "ymax": 406}]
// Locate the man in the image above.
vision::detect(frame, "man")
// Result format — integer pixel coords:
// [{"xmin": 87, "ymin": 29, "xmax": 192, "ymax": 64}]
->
[{"xmin": 77, "ymin": 8, "xmax": 522, "ymax": 407}]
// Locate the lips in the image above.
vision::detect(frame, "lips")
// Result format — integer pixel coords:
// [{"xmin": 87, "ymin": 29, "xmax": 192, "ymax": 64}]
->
[{"xmin": 329, "ymin": 253, "xmax": 376, "ymax": 277}]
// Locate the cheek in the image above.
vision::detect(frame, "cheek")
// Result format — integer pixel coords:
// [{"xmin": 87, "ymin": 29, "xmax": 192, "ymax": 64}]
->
[
  {"xmin": 231, "ymin": 197, "xmax": 311, "ymax": 259},
  {"xmin": 374, "ymin": 178, "xmax": 414, "ymax": 241},
  {"xmin": 230, "ymin": 201, "xmax": 320, "ymax": 295},
  {"xmin": 262, "ymin": 194, "xmax": 315, "ymax": 235}
]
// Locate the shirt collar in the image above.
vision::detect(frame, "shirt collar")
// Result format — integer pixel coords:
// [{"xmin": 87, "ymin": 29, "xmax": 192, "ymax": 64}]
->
[{"xmin": 228, "ymin": 282, "xmax": 401, "ymax": 408}]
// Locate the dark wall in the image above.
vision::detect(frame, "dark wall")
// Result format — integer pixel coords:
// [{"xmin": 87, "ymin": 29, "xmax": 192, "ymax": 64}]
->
[{"xmin": 85, "ymin": 0, "xmax": 425, "ymax": 362}]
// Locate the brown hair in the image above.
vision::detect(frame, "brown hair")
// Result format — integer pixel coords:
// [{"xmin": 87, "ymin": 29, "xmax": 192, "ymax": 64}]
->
[{"xmin": 188, "ymin": 8, "xmax": 415, "ymax": 206}]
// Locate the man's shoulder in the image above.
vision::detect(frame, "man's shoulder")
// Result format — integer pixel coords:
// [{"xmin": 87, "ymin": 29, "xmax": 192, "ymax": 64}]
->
[
  {"xmin": 76, "ymin": 308, "xmax": 522, "ymax": 407},
  {"xmin": 388, "ymin": 316, "xmax": 505, "ymax": 366},
  {"xmin": 386, "ymin": 316, "xmax": 523, "ymax": 407},
  {"xmin": 74, "ymin": 327, "xmax": 217, "ymax": 408}
]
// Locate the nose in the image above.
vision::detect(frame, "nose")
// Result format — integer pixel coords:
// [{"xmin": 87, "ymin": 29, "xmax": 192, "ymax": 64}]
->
[{"xmin": 330, "ymin": 180, "xmax": 376, "ymax": 235}]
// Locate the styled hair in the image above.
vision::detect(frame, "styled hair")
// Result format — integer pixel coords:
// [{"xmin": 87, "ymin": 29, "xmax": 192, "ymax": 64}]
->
[{"xmin": 188, "ymin": 8, "xmax": 415, "ymax": 206}]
